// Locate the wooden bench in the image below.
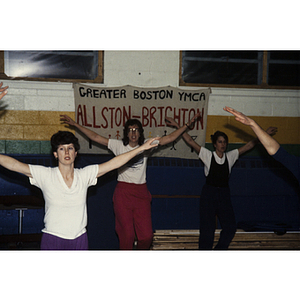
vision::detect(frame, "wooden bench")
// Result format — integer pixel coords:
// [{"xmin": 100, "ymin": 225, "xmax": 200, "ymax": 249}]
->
[{"xmin": 151, "ymin": 229, "xmax": 300, "ymax": 250}]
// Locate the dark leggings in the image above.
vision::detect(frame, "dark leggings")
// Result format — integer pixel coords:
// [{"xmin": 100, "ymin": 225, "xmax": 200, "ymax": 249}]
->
[{"xmin": 199, "ymin": 184, "xmax": 236, "ymax": 250}]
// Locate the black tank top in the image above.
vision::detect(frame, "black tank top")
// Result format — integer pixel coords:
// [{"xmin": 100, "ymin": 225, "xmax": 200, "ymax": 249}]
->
[{"xmin": 206, "ymin": 153, "xmax": 229, "ymax": 187}]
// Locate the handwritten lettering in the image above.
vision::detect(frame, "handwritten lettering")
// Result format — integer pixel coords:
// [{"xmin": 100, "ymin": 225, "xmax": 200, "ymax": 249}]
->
[
  {"xmin": 79, "ymin": 87, "xmax": 127, "ymax": 99},
  {"xmin": 77, "ymin": 105, "xmax": 204, "ymax": 130},
  {"xmin": 133, "ymin": 89, "xmax": 173, "ymax": 100},
  {"xmin": 178, "ymin": 92, "xmax": 206, "ymax": 101}
]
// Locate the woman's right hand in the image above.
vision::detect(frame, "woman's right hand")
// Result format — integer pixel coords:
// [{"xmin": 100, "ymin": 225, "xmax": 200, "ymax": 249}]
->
[
  {"xmin": 60, "ymin": 114, "xmax": 76, "ymax": 126},
  {"xmin": 165, "ymin": 117, "xmax": 180, "ymax": 129}
]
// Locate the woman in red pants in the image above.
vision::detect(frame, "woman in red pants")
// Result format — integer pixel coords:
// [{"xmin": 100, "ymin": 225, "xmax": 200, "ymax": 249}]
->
[{"xmin": 61, "ymin": 114, "xmax": 199, "ymax": 249}]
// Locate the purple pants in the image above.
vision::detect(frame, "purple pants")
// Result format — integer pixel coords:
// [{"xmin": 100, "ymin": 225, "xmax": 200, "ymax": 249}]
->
[{"xmin": 40, "ymin": 232, "xmax": 88, "ymax": 250}]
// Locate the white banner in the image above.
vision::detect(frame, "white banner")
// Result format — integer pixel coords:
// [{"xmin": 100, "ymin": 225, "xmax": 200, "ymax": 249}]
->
[{"xmin": 74, "ymin": 84, "xmax": 210, "ymax": 159}]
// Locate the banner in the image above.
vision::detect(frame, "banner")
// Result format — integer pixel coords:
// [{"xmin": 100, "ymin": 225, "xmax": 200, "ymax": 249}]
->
[{"xmin": 73, "ymin": 84, "xmax": 210, "ymax": 159}]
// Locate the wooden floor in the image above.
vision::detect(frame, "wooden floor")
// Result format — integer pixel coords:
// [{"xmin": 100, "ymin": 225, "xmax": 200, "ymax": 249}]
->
[
  {"xmin": 1, "ymin": 230, "xmax": 299, "ymax": 250},
  {"xmin": 151, "ymin": 229, "xmax": 300, "ymax": 250}
]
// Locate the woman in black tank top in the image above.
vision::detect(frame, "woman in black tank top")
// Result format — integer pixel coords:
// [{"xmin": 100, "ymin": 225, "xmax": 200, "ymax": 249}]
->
[
  {"xmin": 197, "ymin": 131, "xmax": 237, "ymax": 249},
  {"xmin": 165, "ymin": 117, "xmax": 276, "ymax": 250}
]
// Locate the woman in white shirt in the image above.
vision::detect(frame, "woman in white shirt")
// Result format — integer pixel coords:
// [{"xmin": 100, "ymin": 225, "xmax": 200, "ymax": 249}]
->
[{"xmin": 0, "ymin": 130, "xmax": 159, "ymax": 250}]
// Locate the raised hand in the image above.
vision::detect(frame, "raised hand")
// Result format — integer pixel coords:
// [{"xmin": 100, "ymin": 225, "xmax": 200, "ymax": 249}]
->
[
  {"xmin": 266, "ymin": 127, "xmax": 278, "ymax": 136},
  {"xmin": 165, "ymin": 117, "xmax": 179, "ymax": 128},
  {"xmin": 224, "ymin": 106, "xmax": 280, "ymax": 155},
  {"xmin": 165, "ymin": 111, "xmax": 201, "ymax": 129},
  {"xmin": 188, "ymin": 111, "xmax": 201, "ymax": 126},
  {"xmin": 60, "ymin": 114, "xmax": 76, "ymax": 126},
  {"xmin": 223, "ymin": 106, "xmax": 255, "ymax": 126},
  {"xmin": 0, "ymin": 82, "xmax": 8, "ymax": 101}
]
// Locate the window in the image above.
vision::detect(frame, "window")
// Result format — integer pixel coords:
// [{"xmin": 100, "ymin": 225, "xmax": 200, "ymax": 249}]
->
[
  {"xmin": 268, "ymin": 51, "xmax": 300, "ymax": 86},
  {"xmin": 0, "ymin": 51, "xmax": 103, "ymax": 83},
  {"xmin": 180, "ymin": 50, "xmax": 300, "ymax": 89}
]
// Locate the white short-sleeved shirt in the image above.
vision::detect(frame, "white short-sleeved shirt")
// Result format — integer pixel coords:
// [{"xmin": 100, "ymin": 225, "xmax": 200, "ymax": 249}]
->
[
  {"xmin": 29, "ymin": 164, "xmax": 98, "ymax": 239},
  {"xmin": 108, "ymin": 139, "xmax": 149, "ymax": 184},
  {"xmin": 199, "ymin": 147, "xmax": 239, "ymax": 176}
]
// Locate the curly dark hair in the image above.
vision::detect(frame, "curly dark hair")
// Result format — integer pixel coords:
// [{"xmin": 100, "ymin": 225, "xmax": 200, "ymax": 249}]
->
[
  {"xmin": 51, "ymin": 131, "xmax": 80, "ymax": 153},
  {"xmin": 122, "ymin": 119, "xmax": 145, "ymax": 146},
  {"xmin": 210, "ymin": 131, "xmax": 228, "ymax": 146}
]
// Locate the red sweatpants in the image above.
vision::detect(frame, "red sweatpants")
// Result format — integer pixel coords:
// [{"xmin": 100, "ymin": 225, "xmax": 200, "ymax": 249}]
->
[{"xmin": 113, "ymin": 181, "xmax": 153, "ymax": 250}]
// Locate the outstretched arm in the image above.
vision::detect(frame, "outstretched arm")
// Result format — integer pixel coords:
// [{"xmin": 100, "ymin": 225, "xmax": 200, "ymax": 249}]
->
[
  {"xmin": 159, "ymin": 112, "xmax": 201, "ymax": 146},
  {"xmin": 0, "ymin": 154, "xmax": 32, "ymax": 177},
  {"xmin": 165, "ymin": 116, "xmax": 201, "ymax": 154},
  {"xmin": 224, "ymin": 106, "xmax": 280, "ymax": 155},
  {"xmin": 60, "ymin": 114, "xmax": 109, "ymax": 147},
  {"xmin": 96, "ymin": 137, "xmax": 159, "ymax": 177},
  {"xmin": 238, "ymin": 127, "xmax": 278, "ymax": 155},
  {"xmin": 0, "ymin": 82, "xmax": 8, "ymax": 101}
]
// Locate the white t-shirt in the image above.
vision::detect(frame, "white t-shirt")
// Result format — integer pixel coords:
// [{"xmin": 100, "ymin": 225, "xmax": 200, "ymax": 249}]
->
[
  {"xmin": 199, "ymin": 147, "xmax": 239, "ymax": 176},
  {"xmin": 29, "ymin": 164, "xmax": 98, "ymax": 239},
  {"xmin": 108, "ymin": 139, "xmax": 150, "ymax": 184}
]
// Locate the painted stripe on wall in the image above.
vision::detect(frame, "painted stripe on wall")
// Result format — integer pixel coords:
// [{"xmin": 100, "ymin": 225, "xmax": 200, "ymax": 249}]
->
[
  {"xmin": 0, "ymin": 111, "xmax": 75, "ymax": 141},
  {"xmin": 207, "ymin": 115, "xmax": 300, "ymax": 144},
  {"xmin": 0, "ymin": 111, "xmax": 298, "ymax": 144}
]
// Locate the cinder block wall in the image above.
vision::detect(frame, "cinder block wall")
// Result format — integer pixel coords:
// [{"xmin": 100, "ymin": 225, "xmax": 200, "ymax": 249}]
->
[
  {"xmin": 0, "ymin": 82, "xmax": 75, "ymax": 154},
  {"xmin": 0, "ymin": 51, "xmax": 299, "ymax": 156}
]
